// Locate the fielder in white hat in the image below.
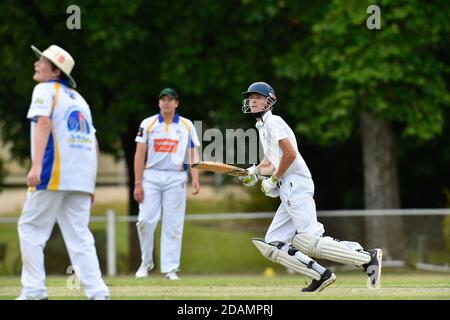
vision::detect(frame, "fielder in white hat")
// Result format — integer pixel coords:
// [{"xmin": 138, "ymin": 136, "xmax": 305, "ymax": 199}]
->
[
  {"xmin": 16, "ymin": 45, "xmax": 110, "ymax": 300},
  {"xmin": 31, "ymin": 44, "xmax": 77, "ymax": 88}
]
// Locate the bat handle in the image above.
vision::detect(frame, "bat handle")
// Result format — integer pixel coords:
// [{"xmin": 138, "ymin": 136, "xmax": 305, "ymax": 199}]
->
[{"xmin": 257, "ymin": 175, "xmax": 268, "ymax": 181}]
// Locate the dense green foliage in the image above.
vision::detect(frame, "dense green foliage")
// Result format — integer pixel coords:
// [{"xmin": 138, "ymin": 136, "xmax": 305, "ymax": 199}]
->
[{"xmin": 0, "ymin": 1, "xmax": 449, "ymax": 209}]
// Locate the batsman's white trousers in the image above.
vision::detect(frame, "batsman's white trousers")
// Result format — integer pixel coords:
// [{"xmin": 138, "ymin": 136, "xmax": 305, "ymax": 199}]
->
[
  {"xmin": 137, "ymin": 169, "xmax": 187, "ymax": 273},
  {"xmin": 18, "ymin": 190, "xmax": 109, "ymax": 299},
  {"xmin": 265, "ymin": 174, "xmax": 325, "ymax": 243}
]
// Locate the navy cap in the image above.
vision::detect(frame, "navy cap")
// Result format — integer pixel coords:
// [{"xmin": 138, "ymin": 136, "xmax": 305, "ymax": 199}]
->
[{"xmin": 158, "ymin": 88, "xmax": 179, "ymax": 100}]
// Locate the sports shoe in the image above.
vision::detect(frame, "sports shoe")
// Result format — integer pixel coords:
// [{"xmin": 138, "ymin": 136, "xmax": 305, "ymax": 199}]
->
[
  {"xmin": 301, "ymin": 269, "xmax": 336, "ymax": 293},
  {"xmin": 90, "ymin": 295, "xmax": 111, "ymax": 300},
  {"xmin": 362, "ymin": 248, "xmax": 383, "ymax": 288},
  {"xmin": 135, "ymin": 262, "xmax": 154, "ymax": 279},
  {"xmin": 15, "ymin": 294, "xmax": 48, "ymax": 300},
  {"xmin": 165, "ymin": 271, "xmax": 180, "ymax": 280}
]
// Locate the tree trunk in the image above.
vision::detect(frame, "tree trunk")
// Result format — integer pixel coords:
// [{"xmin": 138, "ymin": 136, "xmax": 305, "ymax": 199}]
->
[
  {"xmin": 121, "ymin": 122, "xmax": 141, "ymax": 272},
  {"xmin": 359, "ymin": 112, "xmax": 406, "ymax": 260}
]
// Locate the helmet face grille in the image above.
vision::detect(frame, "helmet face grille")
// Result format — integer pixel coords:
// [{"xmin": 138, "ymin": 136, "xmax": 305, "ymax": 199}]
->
[
  {"xmin": 266, "ymin": 96, "xmax": 276, "ymax": 108},
  {"xmin": 241, "ymin": 96, "xmax": 276, "ymax": 114},
  {"xmin": 241, "ymin": 82, "xmax": 277, "ymax": 115}
]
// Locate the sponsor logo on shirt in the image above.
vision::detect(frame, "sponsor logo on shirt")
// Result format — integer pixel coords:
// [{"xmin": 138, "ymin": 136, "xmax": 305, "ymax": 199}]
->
[
  {"xmin": 65, "ymin": 107, "xmax": 93, "ymax": 150},
  {"xmin": 33, "ymin": 97, "xmax": 44, "ymax": 105},
  {"xmin": 137, "ymin": 127, "xmax": 144, "ymax": 137},
  {"xmin": 63, "ymin": 87, "xmax": 76, "ymax": 99},
  {"xmin": 262, "ymin": 129, "xmax": 271, "ymax": 141},
  {"xmin": 68, "ymin": 110, "xmax": 90, "ymax": 134},
  {"xmin": 154, "ymin": 139, "xmax": 178, "ymax": 153}
]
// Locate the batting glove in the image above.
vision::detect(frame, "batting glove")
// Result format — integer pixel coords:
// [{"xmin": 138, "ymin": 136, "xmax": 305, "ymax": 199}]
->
[
  {"xmin": 261, "ymin": 175, "xmax": 280, "ymax": 196},
  {"xmin": 239, "ymin": 164, "xmax": 259, "ymax": 187}
]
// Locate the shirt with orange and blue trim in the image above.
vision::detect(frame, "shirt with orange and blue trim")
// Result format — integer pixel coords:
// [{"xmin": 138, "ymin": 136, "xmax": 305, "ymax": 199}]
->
[
  {"xmin": 27, "ymin": 80, "xmax": 97, "ymax": 193},
  {"xmin": 135, "ymin": 113, "xmax": 200, "ymax": 172}
]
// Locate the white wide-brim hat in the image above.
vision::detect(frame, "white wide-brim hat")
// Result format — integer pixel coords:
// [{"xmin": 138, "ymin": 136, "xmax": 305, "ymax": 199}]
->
[{"xmin": 31, "ymin": 44, "xmax": 77, "ymax": 88}]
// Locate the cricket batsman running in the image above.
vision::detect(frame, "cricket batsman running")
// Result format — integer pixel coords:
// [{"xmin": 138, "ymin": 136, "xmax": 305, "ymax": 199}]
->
[{"xmin": 240, "ymin": 82, "xmax": 382, "ymax": 292}]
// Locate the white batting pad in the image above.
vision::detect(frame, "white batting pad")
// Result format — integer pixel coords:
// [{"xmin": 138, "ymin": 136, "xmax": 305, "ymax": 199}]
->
[
  {"xmin": 252, "ymin": 238, "xmax": 321, "ymax": 280},
  {"xmin": 292, "ymin": 233, "xmax": 371, "ymax": 267}
]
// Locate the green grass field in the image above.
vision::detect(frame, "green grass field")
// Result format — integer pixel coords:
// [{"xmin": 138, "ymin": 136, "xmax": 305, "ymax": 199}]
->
[
  {"xmin": 1, "ymin": 270, "xmax": 449, "ymax": 300},
  {"xmin": 2, "ymin": 197, "xmax": 449, "ymax": 301}
]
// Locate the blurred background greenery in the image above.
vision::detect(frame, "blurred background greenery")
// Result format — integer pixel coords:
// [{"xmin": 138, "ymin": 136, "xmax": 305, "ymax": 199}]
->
[{"xmin": 0, "ymin": 0, "xmax": 449, "ymax": 274}]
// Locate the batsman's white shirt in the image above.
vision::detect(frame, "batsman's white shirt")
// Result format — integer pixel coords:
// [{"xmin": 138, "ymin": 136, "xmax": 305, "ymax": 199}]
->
[
  {"xmin": 256, "ymin": 111, "xmax": 311, "ymax": 179},
  {"xmin": 256, "ymin": 111, "xmax": 324, "ymax": 242},
  {"xmin": 27, "ymin": 80, "xmax": 97, "ymax": 194}
]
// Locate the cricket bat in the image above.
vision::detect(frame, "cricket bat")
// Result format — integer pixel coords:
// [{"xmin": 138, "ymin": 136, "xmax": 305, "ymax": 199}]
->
[{"xmin": 191, "ymin": 161, "xmax": 267, "ymax": 180}]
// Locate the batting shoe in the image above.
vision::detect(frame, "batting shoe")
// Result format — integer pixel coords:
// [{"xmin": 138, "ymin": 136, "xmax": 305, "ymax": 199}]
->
[
  {"xmin": 135, "ymin": 262, "xmax": 154, "ymax": 279},
  {"xmin": 301, "ymin": 269, "xmax": 336, "ymax": 293},
  {"xmin": 362, "ymin": 248, "xmax": 383, "ymax": 288},
  {"xmin": 15, "ymin": 294, "xmax": 48, "ymax": 300},
  {"xmin": 165, "ymin": 271, "xmax": 180, "ymax": 280},
  {"xmin": 90, "ymin": 295, "xmax": 111, "ymax": 300}
]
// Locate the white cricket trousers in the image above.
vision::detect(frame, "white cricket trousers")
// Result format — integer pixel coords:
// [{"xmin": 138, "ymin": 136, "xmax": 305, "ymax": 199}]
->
[
  {"xmin": 265, "ymin": 174, "xmax": 325, "ymax": 243},
  {"xmin": 264, "ymin": 174, "xmax": 367, "ymax": 269},
  {"xmin": 18, "ymin": 190, "xmax": 109, "ymax": 299},
  {"xmin": 137, "ymin": 169, "xmax": 187, "ymax": 273}
]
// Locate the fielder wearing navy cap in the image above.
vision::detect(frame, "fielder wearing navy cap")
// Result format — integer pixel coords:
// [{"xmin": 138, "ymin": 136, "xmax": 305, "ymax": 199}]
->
[{"xmin": 159, "ymin": 88, "xmax": 179, "ymax": 100}]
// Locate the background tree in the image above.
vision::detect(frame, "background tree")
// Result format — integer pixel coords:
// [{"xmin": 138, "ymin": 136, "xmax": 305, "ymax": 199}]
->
[
  {"xmin": 0, "ymin": 0, "xmax": 449, "ymax": 266},
  {"xmin": 0, "ymin": 0, "xmax": 159, "ymax": 268},
  {"xmin": 273, "ymin": 0, "xmax": 450, "ymax": 258}
]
